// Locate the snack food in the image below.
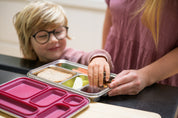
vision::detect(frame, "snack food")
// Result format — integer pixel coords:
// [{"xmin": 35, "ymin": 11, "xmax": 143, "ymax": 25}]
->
[
  {"xmin": 72, "ymin": 68, "xmax": 88, "ymax": 74},
  {"xmin": 72, "ymin": 77, "xmax": 83, "ymax": 89},
  {"xmin": 37, "ymin": 68, "xmax": 73, "ymax": 82},
  {"xmin": 62, "ymin": 75, "xmax": 89, "ymax": 89}
]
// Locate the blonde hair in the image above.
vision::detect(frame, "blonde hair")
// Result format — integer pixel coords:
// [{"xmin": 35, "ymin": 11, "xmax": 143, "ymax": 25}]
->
[
  {"xmin": 13, "ymin": 0, "xmax": 69, "ymax": 60},
  {"xmin": 136, "ymin": 0, "xmax": 163, "ymax": 47}
]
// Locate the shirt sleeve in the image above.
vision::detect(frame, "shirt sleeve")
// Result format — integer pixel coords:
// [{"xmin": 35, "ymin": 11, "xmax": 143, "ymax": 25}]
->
[{"xmin": 60, "ymin": 48, "xmax": 114, "ymax": 71}]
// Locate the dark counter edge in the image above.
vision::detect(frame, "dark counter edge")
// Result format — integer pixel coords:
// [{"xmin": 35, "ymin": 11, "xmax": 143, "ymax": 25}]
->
[{"xmin": 0, "ymin": 54, "xmax": 45, "ymax": 74}]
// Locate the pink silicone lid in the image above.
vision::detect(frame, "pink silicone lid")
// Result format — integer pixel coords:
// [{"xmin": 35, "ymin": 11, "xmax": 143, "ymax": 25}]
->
[
  {"xmin": 0, "ymin": 77, "xmax": 48, "ymax": 99},
  {"xmin": 0, "ymin": 77, "xmax": 90, "ymax": 118}
]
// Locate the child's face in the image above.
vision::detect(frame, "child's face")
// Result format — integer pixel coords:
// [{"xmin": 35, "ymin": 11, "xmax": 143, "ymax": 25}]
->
[{"xmin": 31, "ymin": 27, "xmax": 67, "ymax": 62}]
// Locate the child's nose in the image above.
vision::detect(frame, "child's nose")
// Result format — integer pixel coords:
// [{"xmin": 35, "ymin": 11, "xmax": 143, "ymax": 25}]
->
[{"xmin": 49, "ymin": 33, "xmax": 58, "ymax": 43}]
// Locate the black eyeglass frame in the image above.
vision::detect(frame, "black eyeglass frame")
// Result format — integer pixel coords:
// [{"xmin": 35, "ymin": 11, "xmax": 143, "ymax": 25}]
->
[{"xmin": 32, "ymin": 26, "xmax": 69, "ymax": 44}]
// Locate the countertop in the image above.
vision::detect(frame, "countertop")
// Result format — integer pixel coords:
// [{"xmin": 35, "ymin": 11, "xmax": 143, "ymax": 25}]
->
[{"xmin": 0, "ymin": 54, "xmax": 177, "ymax": 118}]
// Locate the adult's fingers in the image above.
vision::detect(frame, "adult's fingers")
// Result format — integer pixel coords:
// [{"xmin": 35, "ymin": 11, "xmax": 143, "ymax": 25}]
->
[
  {"xmin": 109, "ymin": 73, "xmax": 133, "ymax": 88},
  {"xmin": 116, "ymin": 70, "xmax": 130, "ymax": 79},
  {"xmin": 108, "ymin": 81, "xmax": 140, "ymax": 96}
]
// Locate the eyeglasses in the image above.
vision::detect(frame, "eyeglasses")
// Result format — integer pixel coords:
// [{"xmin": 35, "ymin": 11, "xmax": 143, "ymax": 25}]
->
[{"xmin": 32, "ymin": 26, "xmax": 68, "ymax": 44}]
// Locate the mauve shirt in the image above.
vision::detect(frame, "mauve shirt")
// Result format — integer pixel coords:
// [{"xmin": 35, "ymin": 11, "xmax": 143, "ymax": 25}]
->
[{"xmin": 105, "ymin": 0, "xmax": 178, "ymax": 87}]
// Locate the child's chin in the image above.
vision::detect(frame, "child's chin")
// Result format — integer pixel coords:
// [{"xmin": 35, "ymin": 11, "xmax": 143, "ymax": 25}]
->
[{"xmin": 49, "ymin": 56, "xmax": 61, "ymax": 61}]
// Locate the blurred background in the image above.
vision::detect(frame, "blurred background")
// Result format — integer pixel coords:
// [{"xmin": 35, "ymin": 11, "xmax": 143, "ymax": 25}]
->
[{"xmin": 0, "ymin": 0, "xmax": 106, "ymax": 58}]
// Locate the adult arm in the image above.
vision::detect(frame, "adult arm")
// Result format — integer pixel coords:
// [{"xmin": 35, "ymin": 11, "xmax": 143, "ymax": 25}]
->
[{"xmin": 108, "ymin": 47, "xmax": 178, "ymax": 96}]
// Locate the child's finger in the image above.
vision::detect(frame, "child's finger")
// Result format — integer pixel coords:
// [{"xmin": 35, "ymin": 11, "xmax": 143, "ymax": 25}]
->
[
  {"xmin": 104, "ymin": 63, "xmax": 110, "ymax": 81},
  {"xmin": 93, "ymin": 64, "xmax": 99, "ymax": 87},
  {"xmin": 88, "ymin": 65, "xmax": 94, "ymax": 87},
  {"xmin": 99, "ymin": 65, "xmax": 104, "ymax": 87}
]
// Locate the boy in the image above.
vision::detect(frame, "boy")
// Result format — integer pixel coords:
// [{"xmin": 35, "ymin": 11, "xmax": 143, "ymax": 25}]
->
[{"xmin": 13, "ymin": 0, "xmax": 113, "ymax": 87}]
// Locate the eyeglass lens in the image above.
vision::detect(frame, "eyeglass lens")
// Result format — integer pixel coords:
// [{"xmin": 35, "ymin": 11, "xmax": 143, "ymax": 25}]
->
[{"xmin": 34, "ymin": 27, "xmax": 67, "ymax": 44}]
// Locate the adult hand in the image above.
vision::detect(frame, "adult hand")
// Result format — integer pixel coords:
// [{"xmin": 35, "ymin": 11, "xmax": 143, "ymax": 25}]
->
[
  {"xmin": 88, "ymin": 57, "xmax": 110, "ymax": 87},
  {"xmin": 108, "ymin": 69, "xmax": 148, "ymax": 96}
]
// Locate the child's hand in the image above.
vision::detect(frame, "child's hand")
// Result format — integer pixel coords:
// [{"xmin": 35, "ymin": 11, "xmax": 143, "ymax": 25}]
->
[{"xmin": 88, "ymin": 57, "xmax": 110, "ymax": 87}]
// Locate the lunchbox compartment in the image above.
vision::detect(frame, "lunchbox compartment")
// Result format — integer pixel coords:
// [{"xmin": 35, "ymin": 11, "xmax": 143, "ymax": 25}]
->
[
  {"xmin": 57, "ymin": 62, "xmax": 88, "ymax": 75},
  {"xmin": 57, "ymin": 62, "xmax": 79, "ymax": 70},
  {"xmin": 29, "ymin": 66, "xmax": 77, "ymax": 83},
  {"xmin": 0, "ymin": 92, "xmax": 38, "ymax": 116},
  {"xmin": 30, "ymin": 88, "xmax": 67, "ymax": 107},
  {"xmin": 63, "ymin": 95, "xmax": 85, "ymax": 106},
  {"xmin": 80, "ymin": 85, "xmax": 106, "ymax": 93},
  {"xmin": 36, "ymin": 103, "xmax": 70, "ymax": 118},
  {"xmin": 0, "ymin": 77, "xmax": 48, "ymax": 99},
  {"xmin": 61, "ymin": 74, "xmax": 89, "ymax": 89}
]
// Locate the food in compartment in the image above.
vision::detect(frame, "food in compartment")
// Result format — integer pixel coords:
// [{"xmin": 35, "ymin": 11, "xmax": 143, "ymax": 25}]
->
[
  {"xmin": 81, "ymin": 85, "xmax": 105, "ymax": 93},
  {"xmin": 57, "ymin": 63, "xmax": 78, "ymax": 70},
  {"xmin": 103, "ymin": 75, "xmax": 115, "ymax": 88},
  {"xmin": 57, "ymin": 63, "xmax": 88, "ymax": 74},
  {"xmin": 80, "ymin": 74, "xmax": 115, "ymax": 93},
  {"xmin": 62, "ymin": 75, "xmax": 89, "ymax": 89},
  {"xmin": 72, "ymin": 68, "xmax": 88, "ymax": 75},
  {"xmin": 36, "ymin": 67, "xmax": 73, "ymax": 83},
  {"xmin": 72, "ymin": 77, "xmax": 83, "ymax": 89}
]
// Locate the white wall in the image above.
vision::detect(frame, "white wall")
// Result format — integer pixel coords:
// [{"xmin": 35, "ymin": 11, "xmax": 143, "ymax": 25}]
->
[{"xmin": 0, "ymin": 0, "xmax": 106, "ymax": 58}]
